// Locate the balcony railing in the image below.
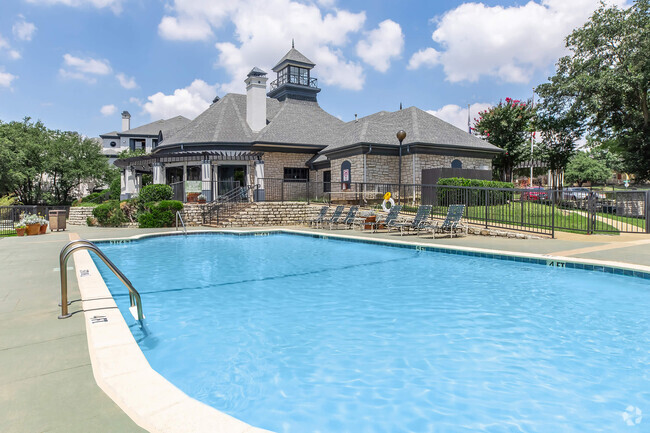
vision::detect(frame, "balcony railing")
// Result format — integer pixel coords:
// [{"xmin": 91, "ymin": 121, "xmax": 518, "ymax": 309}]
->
[{"xmin": 269, "ymin": 76, "xmax": 318, "ymax": 91}]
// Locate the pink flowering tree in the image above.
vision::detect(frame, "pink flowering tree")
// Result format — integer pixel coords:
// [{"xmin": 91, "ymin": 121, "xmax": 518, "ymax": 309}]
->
[{"xmin": 474, "ymin": 98, "xmax": 535, "ymax": 182}]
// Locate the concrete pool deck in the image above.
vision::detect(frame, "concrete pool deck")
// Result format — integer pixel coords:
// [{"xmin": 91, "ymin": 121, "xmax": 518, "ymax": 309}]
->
[{"xmin": 1, "ymin": 224, "xmax": 649, "ymax": 432}]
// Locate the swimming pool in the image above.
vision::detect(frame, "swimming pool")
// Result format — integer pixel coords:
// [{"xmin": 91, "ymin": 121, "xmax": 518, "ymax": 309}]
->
[{"xmin": 93, "ymin": 232, "xmax": 650, "ymax": 433}]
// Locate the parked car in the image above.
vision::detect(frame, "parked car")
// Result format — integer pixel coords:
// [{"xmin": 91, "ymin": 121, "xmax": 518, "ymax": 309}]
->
[
  {"xmin": 521, "ymin": 187, "xmax": 549, "ymax": 201},
  {"xmin": 561, "ymin": 187, "xmax": 605, "ymax": 200}
]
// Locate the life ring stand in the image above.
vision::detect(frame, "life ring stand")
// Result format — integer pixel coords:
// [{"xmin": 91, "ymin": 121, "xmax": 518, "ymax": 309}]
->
[{"xmin": 381, "ymin": 192, "xmax": 395, "ymax": 212}]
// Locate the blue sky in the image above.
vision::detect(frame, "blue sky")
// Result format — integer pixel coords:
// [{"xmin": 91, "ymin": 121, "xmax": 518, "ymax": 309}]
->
[{"xmin": 0, "ymin": 0, "xmax": 628, "ymax": 137}]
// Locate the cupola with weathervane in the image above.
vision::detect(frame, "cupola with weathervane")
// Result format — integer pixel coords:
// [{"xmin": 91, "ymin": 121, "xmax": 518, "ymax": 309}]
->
[{"xmin": 267, "ymin": 42, "xmax": 320, "ymax": 102}]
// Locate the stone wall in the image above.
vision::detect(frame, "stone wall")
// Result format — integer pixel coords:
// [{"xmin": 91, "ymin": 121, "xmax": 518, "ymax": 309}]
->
[
  {"xmin": 263, "ymin": 152, "xmax": 314, "ymax": 179},
  {"xmin": 181, "ymin": 203, "xmax": 210, "ymax": 226},
  {"xmin": 216, "ymin": 202, "xmax": 313, "ymax": 227},
  {"xmin": 68, "ymin": 207, "xmax": 95, "ymax": 225}
]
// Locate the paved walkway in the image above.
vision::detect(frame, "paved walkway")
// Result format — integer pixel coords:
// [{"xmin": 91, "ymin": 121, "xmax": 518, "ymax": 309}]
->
[{"xmin": 1, "ymin": 224, "xmax": 649, "ymax": 433}]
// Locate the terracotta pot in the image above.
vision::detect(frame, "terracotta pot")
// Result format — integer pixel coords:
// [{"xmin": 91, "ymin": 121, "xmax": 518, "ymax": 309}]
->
[
  {"xmin": 39, "ymin": 224, "xmax": 48, "ymax": 234},
  {"xmin": 16, "ymin": 227, "xmax": 26, "ymax": 236},
  {"xmin": 26, "ymin": 223, "xmax": 40, "ymax": 236}
]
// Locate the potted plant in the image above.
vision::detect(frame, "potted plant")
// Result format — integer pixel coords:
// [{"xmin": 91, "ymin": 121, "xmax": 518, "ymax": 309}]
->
[
  {"xmin": 16, "ymin": 223, "xmax": 26, "ymax": 236},
  {"xmin": 39, "ymin": 216, "xmax": 48, "ymax": 234},
  {"xmin": 23, "ymin": 213, "xmax": 41, "ymax": 236},
  {"xmin": 197, "ymin": 194, "xmax": 206, "ymax": 204}
]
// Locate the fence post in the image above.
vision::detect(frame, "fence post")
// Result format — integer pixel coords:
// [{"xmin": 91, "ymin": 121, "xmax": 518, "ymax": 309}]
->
[
  {"xmin": 484, "ymin": 188, "xmax": 489, "ymax": 229},
  {"xmin": 646, "ymin": 190, "xmax": 650, "ymax": 234},
  {"xmin": 551, "ymin": 189, "xmax": 556, "ymax": 239}
]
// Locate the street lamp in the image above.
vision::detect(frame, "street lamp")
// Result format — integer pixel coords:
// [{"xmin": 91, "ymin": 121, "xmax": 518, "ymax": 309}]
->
[{"xmin": 396, "ymin": 130, "xmax": 406, "ymax": 205}]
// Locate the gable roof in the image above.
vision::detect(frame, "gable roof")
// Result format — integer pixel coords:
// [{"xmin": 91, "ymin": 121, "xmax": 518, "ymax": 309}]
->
[
  {"xmin": 122, "ymin": 115, "xmax": 191, "ymax": 137},
  {"xmin": 100, "ymin": 116, "xmax": 191, "ymax": 139}
]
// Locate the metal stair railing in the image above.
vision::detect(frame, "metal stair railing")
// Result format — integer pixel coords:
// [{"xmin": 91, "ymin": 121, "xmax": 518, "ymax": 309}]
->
[
  {"xmin": 58, "ymin": 240, "xmax": 144, "ymax": 321},
  {"xmin": 202, "ymin": 184, "xmax": 258, "ymax": 225},
  {"xmin": 175, "ymin": 211, "xmax": 187, "ymax": 234}
]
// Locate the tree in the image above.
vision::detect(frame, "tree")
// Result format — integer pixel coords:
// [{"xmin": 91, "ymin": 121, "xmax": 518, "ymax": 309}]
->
[
  {"xmin": 474, "ymin": 98, "xmax": 535, "ymax": 182},
  {"xmin": 46, "ymin": 132, "xmax": 111, "ymax": 204},
  {"xmin": 536, "ymin": 0, "xmax": 650, "ymax": 181},
  {"xmin": 564, "ymin": 152, "xmax": 612, "ymax": 186},
  {"xmin": 0, "ymin": 118, "xmax": 111, "ymax": 204},
  {"xmin": 534, "ymin": 110, "xmax": 583, "ymax": 189}
]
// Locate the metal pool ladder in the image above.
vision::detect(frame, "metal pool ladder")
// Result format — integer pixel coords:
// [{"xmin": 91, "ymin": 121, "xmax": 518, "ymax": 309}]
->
[
  {"xmin": 176, "ymin": 211, "xmax": 187, "ymax": 235},
  {"xmin": 58, "ymin": 239, "xmax": 144, "ymax": 321}
]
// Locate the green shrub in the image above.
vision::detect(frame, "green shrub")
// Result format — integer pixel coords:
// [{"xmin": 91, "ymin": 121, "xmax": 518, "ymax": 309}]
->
[
  {"xmin": 137, "ymin": 200, "xmax": 183, "ymax": 228},
  {"xmin": 92, "ymin": 200, "xmax": 126, "ymax": 227},
  {"xmin": 109, "ymin": 177, "xmax": 121, "ymax": 200},
  {"xmin": 436, "ymin": 177, "xmax": 514, "ymax": 205},
  {"xmin": 138, "ymin": 184, "xmax": 173, "ymax": 204},
  {"xmin": 80, "ymin": 191, "xmax": 109, "ymax": 204}
]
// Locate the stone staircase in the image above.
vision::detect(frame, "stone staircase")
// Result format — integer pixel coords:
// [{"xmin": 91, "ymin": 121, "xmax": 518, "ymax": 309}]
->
[
  {"xmin": 203, "ymin": 202, "xmax": 311, "ymax": 227},
  {"xmin": 68, "ymin": 207, "xmax": 95, "ymax": 225}
]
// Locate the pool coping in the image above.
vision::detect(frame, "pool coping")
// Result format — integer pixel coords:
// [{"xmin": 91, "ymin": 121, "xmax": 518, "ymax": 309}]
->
[{"xmin": 73, "ymin": 228, "xmax": 650, "ymax": 433}]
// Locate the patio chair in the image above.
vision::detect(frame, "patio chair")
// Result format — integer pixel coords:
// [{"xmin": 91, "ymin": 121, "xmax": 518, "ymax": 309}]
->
[
  {"xmin": 322, "ymin": 205, "xmax": 345, "ymax": 229},
  {"xmin": 307, "ymin": 206, "xmax": 329, "ymax": 228},
  {"xmin": 424, "ymin": 204, "xmax": 467, "ymax": 238},
  {"xmin": 330, "ymin": 206, "xmax": 359, "ymax": 230},
  {"xmin": 388, "ymin": 205, "xmax": 432, "ymax": 236},
  {"xmin": 372, "ymin": 205, "xmax": 403, "ymax": 232}
]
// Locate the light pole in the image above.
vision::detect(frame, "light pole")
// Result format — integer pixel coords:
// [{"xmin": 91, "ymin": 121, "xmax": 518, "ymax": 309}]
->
[{"xmin": 396, "ymin": 130, "xmax": 406, "ymax": 205}]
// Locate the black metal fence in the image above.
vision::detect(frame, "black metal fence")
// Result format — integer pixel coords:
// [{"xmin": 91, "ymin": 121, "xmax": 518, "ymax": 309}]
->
[
  {"xmin": 0, "ymin": 205, "xmax": 70, "ymax": 236},
  {"xmin": 255, "ymin": 178, "xmax": 649, "ymax": 237}
]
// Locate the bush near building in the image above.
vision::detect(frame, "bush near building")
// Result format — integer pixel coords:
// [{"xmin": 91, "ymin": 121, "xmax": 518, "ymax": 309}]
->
[{"xmin": 137, "ymin": 200, "xmax": 183, "ymax": 228}]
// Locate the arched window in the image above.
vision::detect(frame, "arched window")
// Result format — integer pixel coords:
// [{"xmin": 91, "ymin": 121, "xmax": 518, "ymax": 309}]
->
[{"xmin": 451, "ymin": 159, "xmax": 463, "ymax": 169}]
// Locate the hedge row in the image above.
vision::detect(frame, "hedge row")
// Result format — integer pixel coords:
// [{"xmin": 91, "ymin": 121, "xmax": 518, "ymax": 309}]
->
[
  {"xmin": 436, "ymin": 177, "xmax": 514, "ymax": 205},
  {"xmin": 91, "ymin": 185, "xmax": 181, "ymax": 228}
]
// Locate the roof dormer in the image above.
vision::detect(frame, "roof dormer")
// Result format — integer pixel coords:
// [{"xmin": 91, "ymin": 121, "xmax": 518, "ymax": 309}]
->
[{"xmin": 267, "ymin": 43, "xmax": 320, "ymax": 102}]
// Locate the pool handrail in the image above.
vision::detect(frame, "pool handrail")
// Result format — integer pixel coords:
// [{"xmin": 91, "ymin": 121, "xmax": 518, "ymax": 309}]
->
[
  {"xmin": 175, "ymin": 211, "xmax": 187, "ymax": 235},
  {"xmin": 58, "ymin": 239, "xmax": 144, "ymax": 321}
]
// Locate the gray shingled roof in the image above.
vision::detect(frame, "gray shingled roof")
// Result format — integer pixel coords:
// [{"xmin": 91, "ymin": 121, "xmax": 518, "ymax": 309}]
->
[
  {"xmin": 255, "ymin": 98, "xmax": 344, "ymax": 146},
  {"xmin": 321, "ymin": 107, "xmax": 501, "ymax": 154},
  {"xmin": 272, "ymin": 48, "xmax": 315, "ymax": 71},
  {"xmin": 121, "ymin": 115, "xmax": 191, "ymax": 137},
  {"xmin": 99, "ymin": 131, "xmax": 119, "ymax": 138},
  {"xmin": 155, "ymin": 96, "xmax": 499, "ymax": 156},
  {"xmin": 160, "ymin": 94, "xmax": 279, "ymax": 146}
]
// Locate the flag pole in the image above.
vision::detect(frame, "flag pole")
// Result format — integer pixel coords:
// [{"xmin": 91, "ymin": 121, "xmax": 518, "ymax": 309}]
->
[{"xmin": 467, "ymin": 103, "xmax": 471, "ymax": 134}]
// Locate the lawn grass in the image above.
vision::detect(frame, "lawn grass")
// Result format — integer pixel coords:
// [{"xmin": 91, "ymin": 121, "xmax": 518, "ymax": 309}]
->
[{"xmin": 396, "ymin": 202, "xmax": 622, "ymax": 234}]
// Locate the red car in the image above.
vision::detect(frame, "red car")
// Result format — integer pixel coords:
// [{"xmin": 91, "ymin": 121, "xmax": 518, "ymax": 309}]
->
[{"xmin": 521, "ymin": 187, "xmax": 549, "ymax": 201}]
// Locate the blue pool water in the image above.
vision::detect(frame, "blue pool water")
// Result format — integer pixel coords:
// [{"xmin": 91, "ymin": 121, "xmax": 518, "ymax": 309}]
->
[{"xmin": 94, "ymin": 233, "xmax": 650, "ymax": 433}]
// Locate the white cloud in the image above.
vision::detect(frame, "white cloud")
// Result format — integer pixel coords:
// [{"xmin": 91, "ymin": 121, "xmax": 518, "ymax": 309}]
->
[
  {"xmin": 25, "ymin": 0, "xmax": 125, "ymax": 14},
  {"xmin": 129, "ymin": 97, "xmax": 143, "ymax": 106},
  {"xmin": 116, "ymin": 72, "xmax": 137, "ymax": 89},
  {"xmin": 0, "ymin": 34, "xmax": 21, "ymax": 60},
  {"xmin": 410, "ymin": 0, "xmax": 630, "ymax": 83},
  {"xmin": 0, "ymin": 70, "xmax": 18, "ymax": 88},
  {"xmin": 13, "ymin": 18, "xmax": 37, "ymax": 41},
  {"xmin": 142, "ymin": 79, "xmax": 217, "ymax": 121},
  {"xmin": 160, "ymin": 0, "xmax": 367, "ymax": 92},
  {"xmin": 427, "ymin": 102, "xmax": 492, "ymax": 131},
  {"xmin": 60, "ymin": 54, "xmax": 111, "ymax": 83},
  {"xmin": 407, "ymin": 47, "xmax": 440, "ymax": 70},
  {"xmin": 63, "ymin": 54, "xmax": 111, "ymax": 74},
  {"xmin": 100, "ymin": 104, "xmax": 117, "ymax": 116},
  {"xmin": 356, "ymin": 19, "xmax": 403, "ymax": 72}
]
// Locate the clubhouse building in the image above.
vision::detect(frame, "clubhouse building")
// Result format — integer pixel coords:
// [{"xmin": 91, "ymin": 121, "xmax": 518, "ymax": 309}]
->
[{"xmin": 107, "ymin": 47, "xmax": 501, "ymax": 201}]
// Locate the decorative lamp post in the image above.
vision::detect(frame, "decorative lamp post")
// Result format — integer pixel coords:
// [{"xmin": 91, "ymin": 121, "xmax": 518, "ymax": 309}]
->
[{"xmin": 396, "ymin": 130, "xmax": 406, "ymax": 205}]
